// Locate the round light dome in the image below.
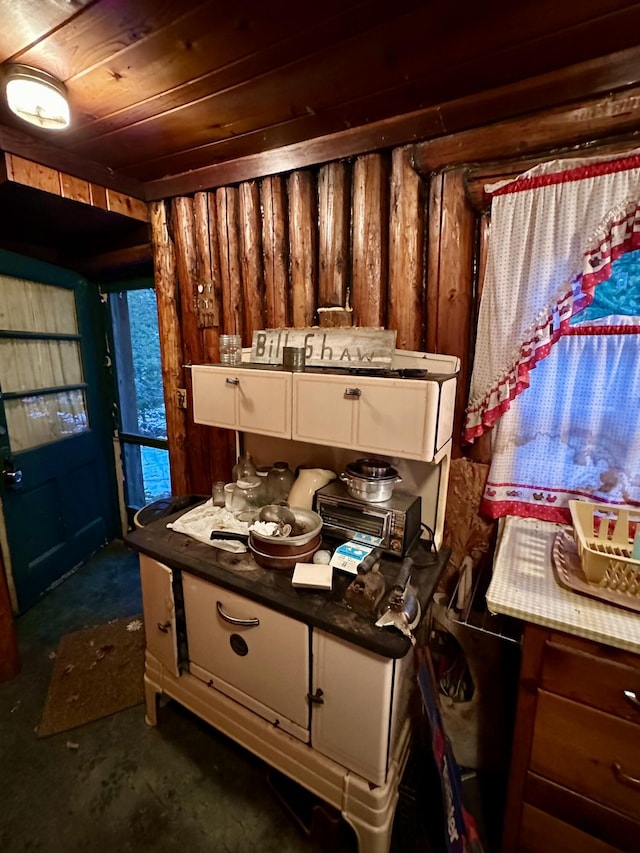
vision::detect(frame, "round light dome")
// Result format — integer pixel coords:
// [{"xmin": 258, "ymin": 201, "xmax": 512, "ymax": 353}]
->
[{"xmin": 4, "ymin": 65, "xmax": 70, "ymax": 130}]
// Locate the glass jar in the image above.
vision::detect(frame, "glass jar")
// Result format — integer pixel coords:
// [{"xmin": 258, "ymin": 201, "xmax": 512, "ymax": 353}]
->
[
  {"xmin": 212, "ymin": 480, "xmax": 226, "ymax": 507},
  {"xmin": 256, "ymin": 465, "xmax": 271, "ymax": 505},
  {"xmin": 232, "ymin": 452, "xmax": 257, "ymax": 482},
  {"xmin": 266, "ymin": 461, "xmax": 295, "ymax": 503},
  {"xmin": 220, "ymin": 334, "xmax": 242, "ymax": 365},
  {"xmin": 235, "ymin": 475, "xmax": 262, "ymax": 510}
]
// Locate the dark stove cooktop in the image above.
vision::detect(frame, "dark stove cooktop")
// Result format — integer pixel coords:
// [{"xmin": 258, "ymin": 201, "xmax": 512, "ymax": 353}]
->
[{"xmin": 126, "ymin": 509, "xmax": 447, "ymax": 658}]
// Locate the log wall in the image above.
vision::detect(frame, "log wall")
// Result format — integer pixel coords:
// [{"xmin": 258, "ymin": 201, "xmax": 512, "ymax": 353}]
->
[
  {"xmin": 151, "ymin": 95, "xmax": 636, "ymax": 495},
  {"xmin": 150, "ymin": 145, "xmax": 467, "ymax": 495}
]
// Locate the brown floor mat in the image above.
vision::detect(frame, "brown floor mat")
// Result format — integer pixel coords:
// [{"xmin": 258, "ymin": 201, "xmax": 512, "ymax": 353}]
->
[{"xmin": 36, "ymin": 615, "xmax": 145, "ymax": 738}]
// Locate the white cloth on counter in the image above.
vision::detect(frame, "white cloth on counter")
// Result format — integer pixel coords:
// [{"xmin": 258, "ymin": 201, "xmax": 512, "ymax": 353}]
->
[{"xmin": 167, "ymin": 499, "xmax": 249, "ymax": 552}]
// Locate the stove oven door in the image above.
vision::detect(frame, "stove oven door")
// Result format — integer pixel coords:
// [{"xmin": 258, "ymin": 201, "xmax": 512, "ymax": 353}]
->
[{"xmin": 182, "ymin": 572, "xmax": 309, "ymax": 742}]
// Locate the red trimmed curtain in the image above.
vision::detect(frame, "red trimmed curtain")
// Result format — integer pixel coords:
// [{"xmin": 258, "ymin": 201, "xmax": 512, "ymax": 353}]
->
[{"xmin": 464, "ymin": 152, "xmax": 640, "ymax": 521}]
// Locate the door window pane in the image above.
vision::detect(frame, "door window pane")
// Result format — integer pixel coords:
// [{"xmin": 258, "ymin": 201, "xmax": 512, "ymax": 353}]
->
[
  {"xmin": 0, "ymin": 275, "xmax": 77, "ymax": 333},
  {"xmin": 5, "ymin": 390, "xmax": 88, "ymax": 452},
  {"xmin": 0, "ymin": 275, "xmax": 87, "ymax": 453},
  {"xmin": 0, "ymin": 339, "xmax": 82, "ymax": 393}
]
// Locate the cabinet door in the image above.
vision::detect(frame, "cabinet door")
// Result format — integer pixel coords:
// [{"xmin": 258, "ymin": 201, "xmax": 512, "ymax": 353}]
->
[
  {"xmin": 235, "ymin": 369, "xmax": 291, "ymax": 436},
  {"xmin": 311, "ymin": 629, "xmax": 401, "ymax": 786},
  {"xmin": 354, "ymin": 377, "xmax": 432, "ymax": 460},
  {"xmin": 191, "ymin": 365, "xmax": 291, "ymax": 437},
  {"xmin": 292, "ymin": 373, "xmax": 448, "ymax": 460},
  {"xmin": 292, "ymin": 373, "xmax": 357, "ymax": 447},
  {"xmin": 182, "ymin": 573, "xmax": 308, "ymax": 729},
  {"xmin": 139, "ymin": 555, "xmax": 179, "ymax": 677},
  {"xmin": 191, "ymin": 365, "xmax": 237, "ymax": 428}
]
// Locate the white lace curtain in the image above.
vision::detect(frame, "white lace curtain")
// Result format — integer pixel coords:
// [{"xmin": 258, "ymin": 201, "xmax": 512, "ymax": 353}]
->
[{"xmin": 465, "ymin": 151, "xmax": 640, "ymax": 521}]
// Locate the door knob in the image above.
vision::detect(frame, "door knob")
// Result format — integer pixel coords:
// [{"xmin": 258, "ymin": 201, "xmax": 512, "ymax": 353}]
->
[{"xmin": 3, "ymin": 466, "xmax": 22, "ymax": 488}]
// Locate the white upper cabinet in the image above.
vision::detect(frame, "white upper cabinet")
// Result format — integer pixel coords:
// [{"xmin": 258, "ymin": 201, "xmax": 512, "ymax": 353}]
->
[
  {"xmin": 292, "ymin": 372, "xmax": 456, "ymax": 461},
  {"xmin": 190, "ymin": 352, "xmax": 458, "ymax": 462},
  {"xmin": 191, "ymin": 365, "xmax": 292, "ymax": 437}
]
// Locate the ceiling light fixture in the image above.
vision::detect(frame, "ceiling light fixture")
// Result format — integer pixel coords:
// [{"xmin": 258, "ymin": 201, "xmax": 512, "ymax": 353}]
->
[{"xmin": 3, "ymin": 64, "xmax": 70, "ymax": 131}]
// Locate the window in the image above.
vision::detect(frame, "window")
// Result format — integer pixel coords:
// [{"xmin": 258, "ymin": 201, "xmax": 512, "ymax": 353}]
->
[
  {"xmin": 466, "ymin": 151, "xmax": 640, "ymax": 521},
  {"xmin": 108, "ymin": 283, "xmax": 170, "ymax": 510},
  {"xmin": 0, "ymin": 275, "xmax": 88, "ymax": 451}
]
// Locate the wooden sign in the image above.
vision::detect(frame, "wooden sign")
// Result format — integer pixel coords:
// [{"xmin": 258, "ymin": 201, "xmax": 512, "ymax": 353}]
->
[{"xmin": 250, "ymin": 327, "xmax": 397, "ymax": 368}]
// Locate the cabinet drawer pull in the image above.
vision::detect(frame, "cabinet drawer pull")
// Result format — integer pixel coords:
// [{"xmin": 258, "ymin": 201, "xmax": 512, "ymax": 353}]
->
[
  {"xmin": 157, "ymin": 620, "xmax": 171, "ymax": 633},
  {"xmin": 216, "ymin": 600, "xmax": 259, "ymax": 627},
  {"xmin": 623, "ymin": 689, "xmax": 640, "ymax": 711},
  {"xmin": 613, "ymin": 762, "xmax": 640, "ymax": 790},
  {"xmin": 225, "ymin": 377, "xmax": 240, "ymax": 386},
  {"xmin": 307, "ymin": 688, "xmax": 324, "ymax": 705},
  {"xmin": 344, "ymin": 387, "xmax": 361, "ymax": 398}
]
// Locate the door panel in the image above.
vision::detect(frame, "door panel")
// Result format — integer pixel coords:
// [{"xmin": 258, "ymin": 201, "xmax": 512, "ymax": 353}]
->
[{"xmin": 0, "ymin": 250, "xmax": 118, "ymax": 613}]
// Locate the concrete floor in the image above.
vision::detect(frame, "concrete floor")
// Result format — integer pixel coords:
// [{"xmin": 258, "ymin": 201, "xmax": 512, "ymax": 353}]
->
[{"xmin": 0, "ymin": 540, "xmax": 449, "ymax": 853}]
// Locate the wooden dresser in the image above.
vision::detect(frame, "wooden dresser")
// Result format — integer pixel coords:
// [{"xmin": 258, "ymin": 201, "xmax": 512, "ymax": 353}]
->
[
  {"xmin": 502, "ymin": 624, "xmax": 640, "ymax": 852},
  {"xmin": 486, "ymin": 517, "xmax": 640, "ymax": 853}
]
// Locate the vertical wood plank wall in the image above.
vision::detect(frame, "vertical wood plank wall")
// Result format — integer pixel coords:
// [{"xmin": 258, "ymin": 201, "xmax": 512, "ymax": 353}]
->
[{"xmin": 150, "ymin": 148, "xmax": 477, "ymax": 495}]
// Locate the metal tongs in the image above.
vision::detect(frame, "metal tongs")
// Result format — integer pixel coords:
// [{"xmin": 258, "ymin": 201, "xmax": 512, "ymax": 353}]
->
[{"xmin": 375, "ymin": 556, "xmax": 421, "ymax": 643}]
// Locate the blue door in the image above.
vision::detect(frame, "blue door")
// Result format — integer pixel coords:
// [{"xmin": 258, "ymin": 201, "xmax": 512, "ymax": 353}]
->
[{"xmin": 0, "ymin": 250, "xmax": 119, "ymax": 613}]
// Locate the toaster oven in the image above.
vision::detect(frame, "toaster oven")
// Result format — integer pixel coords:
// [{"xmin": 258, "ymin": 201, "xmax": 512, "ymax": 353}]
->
[{"xmin": 314, "ymin": 479, "xmax": 422, "ymax": 556}]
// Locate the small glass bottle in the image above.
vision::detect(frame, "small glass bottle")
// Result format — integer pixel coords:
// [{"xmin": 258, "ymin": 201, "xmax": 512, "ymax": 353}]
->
[
  {"xmin": 212, "ymin": 480, "xmax": 226, "ymax": 507},
  {"xmin": 232, "ymin": 452, "xmax": 257, "ymax": 482},
  {"xmin": 266, "ymin": 461, "xmax": 295, "ymax": 503}
]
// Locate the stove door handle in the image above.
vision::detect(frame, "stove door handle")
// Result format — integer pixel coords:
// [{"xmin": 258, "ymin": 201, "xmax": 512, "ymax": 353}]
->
[{"xmin": 216, "ymin": 600, "xmax": 260, "ymax": 627}]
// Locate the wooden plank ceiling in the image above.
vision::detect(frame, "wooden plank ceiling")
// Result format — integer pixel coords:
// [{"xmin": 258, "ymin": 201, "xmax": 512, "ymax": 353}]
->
[{"xmin": 1, "ymin": 0, "xmax": 640, "ymax": 200}]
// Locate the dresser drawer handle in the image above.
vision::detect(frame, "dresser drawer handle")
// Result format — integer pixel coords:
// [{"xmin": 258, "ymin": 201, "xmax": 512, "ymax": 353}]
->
[
  {"xmin": 157, "ymin": 621, "xmax": 171, "ymax": 633},
  {"xmin": 216, "ymin": 600, "xmax": 259, "ymax": 627},
  {"xmin": 225, "ymin": 377, "xmax": 240, "ymax": 386},
  {"xmin": 623, "ymin": 689, "xmax": 640, "ymax": 711},
  {"xmin": 613, "ymin": 762, "xmax": 640, "ymax": 790}
]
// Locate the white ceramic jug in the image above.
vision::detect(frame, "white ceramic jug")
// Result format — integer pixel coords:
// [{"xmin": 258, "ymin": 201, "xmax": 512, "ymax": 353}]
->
[{"xmin": 287, "ymin": 468, "xmax": 337, "ymax": 510}]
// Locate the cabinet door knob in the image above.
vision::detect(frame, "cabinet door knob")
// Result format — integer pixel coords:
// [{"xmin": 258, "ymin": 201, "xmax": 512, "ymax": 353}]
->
[
  {"xmin": 157, "ymin": 621, "xmax": 171, "ymax": 633},
  {"xmin": 225, "ymin": 377, "xmax": 240, "ymax": 386},
  {"xmin": 623, "ymin": 689, "xmax": 640, "ymax": 711},
  {"xmin": 216, "ymin": 600, "xmax": 259, "ymax": 627},
  {"xmin": 344, "ymin": 387, "xmax": 361, "ymax": 397},
  {"xmin": 612, "ymin": 761, "xmax": 640, "ymax": 790}
]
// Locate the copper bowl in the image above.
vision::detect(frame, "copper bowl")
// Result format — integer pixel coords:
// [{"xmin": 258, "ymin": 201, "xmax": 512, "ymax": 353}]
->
[
  {"xmin": 249, "ymin": 507, "xmax": 322, "ymax": 547},
  {"xmin": 249, "ymin": 532, "xmax": 322, "ymax": 570}
]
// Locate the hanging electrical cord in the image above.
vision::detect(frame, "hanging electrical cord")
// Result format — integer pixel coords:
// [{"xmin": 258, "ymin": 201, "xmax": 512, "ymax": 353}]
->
[{"xmin": 418, "ymin": 522, "xmax": 439, "ymax": 564}]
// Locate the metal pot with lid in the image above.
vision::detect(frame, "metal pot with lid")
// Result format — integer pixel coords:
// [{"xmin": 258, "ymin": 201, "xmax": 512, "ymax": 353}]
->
[{"xmin": 340, "ymin": 458, "xmax": 402, "ymax": 503}]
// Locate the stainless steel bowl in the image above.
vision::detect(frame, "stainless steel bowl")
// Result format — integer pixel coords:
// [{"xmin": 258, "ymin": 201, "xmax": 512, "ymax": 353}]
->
[{"xmin": 340, "ymin": 468, "xmax": 402, "ymax": 502}]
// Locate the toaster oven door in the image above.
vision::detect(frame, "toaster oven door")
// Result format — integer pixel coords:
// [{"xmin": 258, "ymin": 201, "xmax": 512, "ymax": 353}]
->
[{"xmin": 317, "ymin": 499, "xmax": 391, "ymax": 545}]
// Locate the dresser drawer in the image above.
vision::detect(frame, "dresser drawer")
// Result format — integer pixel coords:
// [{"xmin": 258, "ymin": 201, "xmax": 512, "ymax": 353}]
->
[
  {"xmin": 541, "ymin": 634, "xmax": 640, "ymax": 723},
  {"xmin": 531, "ymin": 691, "xmax": 640, "ymax": 822},
  {"xmin": 519, "ymin": 803, "xmax": 622, "ymax": 853},
  {"xmin": 524, "ymin": 773, "xmax": 640, "ymax": 851}
]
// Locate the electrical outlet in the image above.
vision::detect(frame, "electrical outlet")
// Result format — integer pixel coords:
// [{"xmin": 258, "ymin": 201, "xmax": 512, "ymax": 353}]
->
[{"xmin": 177, "ymin": 388, "xmax": 187, "ymax": 409}]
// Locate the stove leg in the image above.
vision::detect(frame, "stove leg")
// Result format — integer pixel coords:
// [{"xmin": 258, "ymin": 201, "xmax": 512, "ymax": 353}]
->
[
  {"xmin": 344, "ymin": 803, "xmax": 396, "ymax": 853},
  {"xmin": 144, "ymin": 673, "xmax": 159, "ymax": 726}
]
